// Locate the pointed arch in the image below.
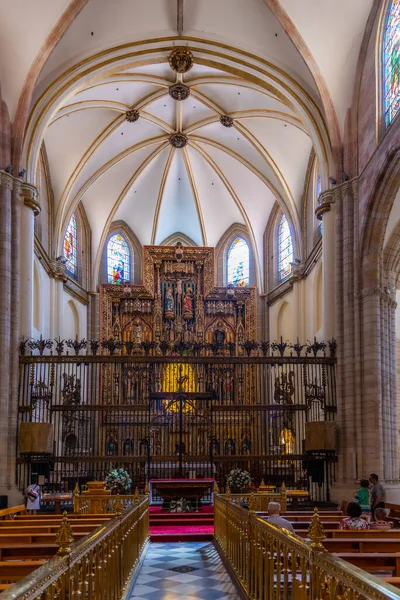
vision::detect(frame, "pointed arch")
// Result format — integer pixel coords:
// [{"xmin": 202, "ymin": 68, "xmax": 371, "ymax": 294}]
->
[
  {"xmin": 99, "ymin": 221, "xmax": 142, "ymax": 286},
  {"xmin": 215, "ymin": 224, "xmax": 256, "ymax": 288},
  {"xmin": 107, "ymin": 234, "xmax": 130, "ymax": 284},
  {"xmin": 160, "ymin": 233, "xmax": 198, "ymax": 247}
]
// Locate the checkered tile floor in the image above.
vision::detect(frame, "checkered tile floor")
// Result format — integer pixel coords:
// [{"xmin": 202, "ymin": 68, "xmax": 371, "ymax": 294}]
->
[{"xmin": 129, "ymin": 541, "xmax": 240, "ymax": 599}]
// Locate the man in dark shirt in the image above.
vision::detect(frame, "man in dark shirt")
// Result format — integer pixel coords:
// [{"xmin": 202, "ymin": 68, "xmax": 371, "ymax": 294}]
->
[{"xmin": 369, "ymin": 473, "xmax": 386, "ymax": 521}]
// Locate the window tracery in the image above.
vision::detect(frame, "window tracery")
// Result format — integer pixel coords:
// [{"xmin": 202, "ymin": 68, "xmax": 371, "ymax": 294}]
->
[
  {"xmin": 384, "ymin": 0, "xmax": 400, "ymax": 126},
  {"xmin": 63, "ymin": 214, "xmax": 77, "ymax": 276},
  {"xmin": 278, "ymin": 214, "xmax": 293, "ymax": 282},
  {"xmin": 227, "ymin": 237, "xmax": 249, "ymax": 287},
  {"xmin": 107, "ymin": 234, "xmax": 130, "ymax": 284}
]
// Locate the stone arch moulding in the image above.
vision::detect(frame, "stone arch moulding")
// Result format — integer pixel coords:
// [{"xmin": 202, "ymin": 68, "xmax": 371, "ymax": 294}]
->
[
  {"xmin": 215, "ymin": 223, "xmax": 256, "ymax": 289},
  {"xmin": 276, "ymin": 300, "xmax": 292, "ymax": 341},
  {"xmin": 99, "ymin": 220, "xmax": 142, "ymax": 288},
  {"xmin": 33, "ymin": 258, "xmax": 42, "ymax": 333},
  {"xmin": 66, "ymin": 299, "xmax": 80, "ymax": 340},
  {"xmin": 360, "ymin": 146, "xmax": 400, "ymax": 288},
  {"xmin": 21, "ymin": 37, "xmax": 333, "ymax": 265},
  {"xmin": 159, "ymin": 232, "xmax": 198, "ymax": 247}
]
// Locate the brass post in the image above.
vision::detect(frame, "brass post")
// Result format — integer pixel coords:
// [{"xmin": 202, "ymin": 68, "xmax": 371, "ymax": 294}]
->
[
  {"xmin": 281, "ymin": 481, "xmax": 287, "ymax": 513},
  {"xmin": 144, "ymin": 481, "xmax": 150, "ymax": 495},
  {"xmin": 73, "ymin": 482, "xmax": 80, "ymax": 514},
  {"xmin": 113, "ymin": 496, "xmax": 124, "ymax": 517},
  {"xmin": 248, "ymin": 492, "xmax": 256, "ymax": 514},
  {"xmin": 134, "ymin": 487, "xmax": 140, "ymax": 503},
  {"xmin": 308, "ymin": 507, "xmax": 326, "ymax": 551},
  {"xmin": 56, "ymin": 511, "xmax": 74, "ymax": 556},
  {"xmin": 226, "ymin": 487, "xmax": 231, "ymax": 502},
  {"xmin": 214, "ymin": 481, "xmax": 219, "ymax": 494}
]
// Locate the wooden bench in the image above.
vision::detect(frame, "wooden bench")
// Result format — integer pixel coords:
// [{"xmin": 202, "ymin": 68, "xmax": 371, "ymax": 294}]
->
[
  {"xmin": 335, "ymin": 553, "xmax": 400, "ymax": 576},
  {"xmin": 0, "ymin": 543, "xmax": 58, "ymax": 561},
  {"xmin": 0, "ymin": 505, "xmax": 27, "ymax": 520},
  {"xmin": 0, "ymin": 560, "xmax": 45, "ymax": 581},
  {"xmin": 386, "ymin": 503, "xmax": 400, "ymax": 527},
  {"xmin": 324, "ymin": 538, "xmax": 400, "ymax": 553}
]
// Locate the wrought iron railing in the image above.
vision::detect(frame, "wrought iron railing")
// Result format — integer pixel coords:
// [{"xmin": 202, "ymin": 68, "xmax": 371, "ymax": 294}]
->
[
  {"xmin": 17, "ymin": 342, "xmax": 336, "ymax": 500},
  {"xmin": 214, "ymin": 495, "xmax": 400, "ymax": 600},
  {"xmin": 0, "ymin": 496, "xmax": 149, "ymax": 599}
]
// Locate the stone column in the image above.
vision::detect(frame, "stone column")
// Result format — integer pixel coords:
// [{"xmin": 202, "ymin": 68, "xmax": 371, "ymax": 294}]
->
[
  {"xmin": 290, "ymin": 262, "xmax": 305, "ymax": 341},
  {"xmin": 0, "ymin": 170, "xmax": 13, "ymax": 498},
  {"xmin": 49, "ymin": 259, "xmax": 67, "ymax": 338},
  {"xmin": 19, "ymin": 184, "xmax": 39, "ymax": 338},
  {"xmin": 316, "ymin": 191, "xmax": 335, "ymax": 340}
]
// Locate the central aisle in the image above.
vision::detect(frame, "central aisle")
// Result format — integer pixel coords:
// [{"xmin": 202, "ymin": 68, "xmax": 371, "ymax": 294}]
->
[{"xmin": 129, "ymin": 541, "xmax": 240, "ymax": 599}]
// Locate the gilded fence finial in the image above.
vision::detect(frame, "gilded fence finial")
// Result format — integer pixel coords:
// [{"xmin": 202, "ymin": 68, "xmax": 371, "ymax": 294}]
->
[
  {"xmin": 134, "ymin": 487, "xmax": 140, "ymax": 503},
  {"xmin": 113, "ymin": 496, "xmax": 124, "ymax": 517},
  {"xmin": 281, "ymin": 481, "xmax": 286, "ymax": 493},
  {"xmin": 308, "ymin": 507, "xmax": 326, "ymax": 551},
  {"xmin": 144, "ymin": 481, "xmax": 150, "ymax": 495},
  {"xmin": 226, "ymin": 487, "xmax": 231, "ymax": 502},
  {"xmin": 73, "ymin": 482, "xmax": 80, "ymax": 514},
  {"xmin": 248, "ymin": 492, "xmax": 256, "ymax": 514},
  {"xmin": 56, "ymin": 511, "xmax": 74, "ymax": 556},
  {"xmin": 214, "ymin": 481, "xmax": 219, "ymax": 494}
]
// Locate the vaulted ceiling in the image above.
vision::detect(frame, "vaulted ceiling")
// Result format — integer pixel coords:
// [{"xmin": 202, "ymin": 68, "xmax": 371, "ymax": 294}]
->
[{"xmin": 0, "ymin": 0, "xmax": 375, "ymax": 289}]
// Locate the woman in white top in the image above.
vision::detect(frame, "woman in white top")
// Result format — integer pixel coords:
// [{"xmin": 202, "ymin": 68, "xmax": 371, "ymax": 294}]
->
[{"xmin": 25, "ymin": 479, "xmax": 41, "ymax": 514}]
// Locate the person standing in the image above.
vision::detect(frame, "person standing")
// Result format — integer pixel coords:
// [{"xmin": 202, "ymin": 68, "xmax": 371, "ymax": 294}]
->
[
  {"xmin": 369, "ymin": 473, "xmax": 386, "ymax": 521},
  {"xmin": 26, "ymin": 477, "xmax": 41, "ymax": 515}
]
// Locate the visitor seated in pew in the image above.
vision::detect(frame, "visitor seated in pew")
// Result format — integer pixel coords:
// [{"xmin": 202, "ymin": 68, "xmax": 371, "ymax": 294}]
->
[
  {"xmin": 266, "ymin": 502, "xmax": 294, "ymax": 534},
  {"xmin": 339, "ymin": 501, "xmax": 369, "ymax": 530},
  {"xmin": 369, "ymin": 508, "xmax": 393, "ymax": 529},
  {"xmin": 354, "ymin": 479, "xmax": 371, "ymax": 514}
]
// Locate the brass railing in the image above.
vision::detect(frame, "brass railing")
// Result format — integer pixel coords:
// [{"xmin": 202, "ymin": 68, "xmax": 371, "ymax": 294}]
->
[
  {"xmin": 73, "ymin": 488, "xmax": 142, "ymax": 515},
  {"xmin": 214, "ymin": 495, "xmax": 400, "ymax": 600},
  {"xmin": 0, "ymin": 496, "xmax": 149, "ymax": 600}
]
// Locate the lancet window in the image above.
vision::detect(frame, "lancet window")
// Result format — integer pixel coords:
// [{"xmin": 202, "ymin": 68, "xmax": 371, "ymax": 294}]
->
[
  {"xmin": 63, "ymin": 214, "xmax": 77, "ymax": 276},
  {"xmin": 277, "ymin": 214, "xmax": 293, "ymax": 282},
  {"xmin": 107, "ymin": 234, "xmax": 130, "ymax": 284},
  {"xmin": 384, "ymin": 0, "xmax": 400, "ymax": 126},
  {"xmin": 227, "ymin": 237, "xmax": 249, "ymax": 287}
]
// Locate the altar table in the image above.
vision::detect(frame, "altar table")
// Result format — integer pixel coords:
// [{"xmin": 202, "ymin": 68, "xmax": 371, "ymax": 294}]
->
[
  {"xmin": 150, "ymin": 479, "xmax": 214, "ymax": 508},
  {"xmin": 41, "ymin": 493, "xmax": 72, "ymax": 514},
  {"xmin": 286, "ymin": 490, "xmax": 309, "ymax": 510}
]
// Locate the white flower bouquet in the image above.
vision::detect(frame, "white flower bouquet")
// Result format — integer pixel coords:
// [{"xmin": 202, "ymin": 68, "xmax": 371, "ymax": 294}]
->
[
  {"xmin": 226, "ymin": 468, "xmax": 252, "ymax": 492},
  {"xmin": 104, "ymin": 468, "xmax": 132, "ymax": 495},
  {"xmin": 169, "ymin": 497, "xmax": 192, "ymax": 513}
]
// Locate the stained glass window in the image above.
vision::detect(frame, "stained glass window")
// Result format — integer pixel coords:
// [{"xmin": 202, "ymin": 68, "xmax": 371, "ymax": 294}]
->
[
  {"xmin": 63, "ymin": 214, "xmax": 77, "ymax": 275},
  {"xmin": 227, "ymin": 237, "xmax": 249, "ymax": 287},
  {"xmin": 384, "ymin": 0, "xmax": 400, "ymax": 126},
  {"xmin": 107, "ymin": 234, "xmax": 130, "ymax": 284},
  {"xmin": 278, "ymin": 214, "xmax": 293, "ymax": 282},
  {"xmin": 316, "ymin": 171, "xmax": 323, "ymax": 235}
]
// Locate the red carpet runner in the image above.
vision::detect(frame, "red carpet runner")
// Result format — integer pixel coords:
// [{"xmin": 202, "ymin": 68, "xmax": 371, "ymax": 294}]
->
[{"xmin": 149, "ymin": 506, "xmax": 214, "ymax": 542}]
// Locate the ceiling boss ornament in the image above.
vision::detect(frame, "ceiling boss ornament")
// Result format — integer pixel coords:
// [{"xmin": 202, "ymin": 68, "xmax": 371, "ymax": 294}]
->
[
  {"xmin": 125, "ymin": 109, "xmax": 140, "ymax": 123},
  {"xmin": 169, "ymin": 82, "xmax": 190, "ymax": 101},
  {"xmin": 169, "ymin": 133, "xmax": 188, "ymax": 148},
  {"xmin": 220, "ymin": 115, "xmax": 234, "ymax": 127},
  {"xmin": 168, "ymin": 47, "xmax": 194, "ymax": 73}
]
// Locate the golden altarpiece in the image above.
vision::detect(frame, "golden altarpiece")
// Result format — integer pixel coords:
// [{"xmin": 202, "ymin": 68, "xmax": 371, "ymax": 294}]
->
[{"xmin": 17, "ymin": 244, "xmax": 337, "ymax": 501}]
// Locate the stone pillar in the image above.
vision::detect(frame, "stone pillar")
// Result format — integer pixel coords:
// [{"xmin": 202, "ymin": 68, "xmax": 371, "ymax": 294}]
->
[
  {"xmin": 19, "ymin": 184, "xmax": 39, "ymax": 338},
  {"xmin": 316, "ymin": 191, "xmax": 335, "ymax": 340},
  {"xmin": 0, "ymin": 170, "xmax": 13, "ymax": 497},
  {"xmin": 49, "ymin": 259, "xmax": 67, "ymax": 338},
  {"xmin": 290, "ymin": 262, "xmax": 305, "ymax": 341}
]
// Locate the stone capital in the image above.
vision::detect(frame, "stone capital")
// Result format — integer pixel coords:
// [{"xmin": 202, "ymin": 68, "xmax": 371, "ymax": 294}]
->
[
  {"xmin": 20, "ymin": 182, "xmax": 40, "ymax": 215},
  {"xmin": 315, "ymin": 189, "xmax": 335, "ymax": 220},
  {"xmin": 50, "ymin": 258, "xmax": 67, "ymax": 282},
  {"xmin": 0, "ymin": 170, "xmax": 14, "ymax": 191},
  {"xmin": 290, "ymin": 260, "xmax": 305, "ymax": 281}
]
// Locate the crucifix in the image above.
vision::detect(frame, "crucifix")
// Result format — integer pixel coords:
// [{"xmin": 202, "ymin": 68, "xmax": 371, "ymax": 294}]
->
[{"xmin": 177, "ymin": 0, "xmax": 184, "ymax": 36}]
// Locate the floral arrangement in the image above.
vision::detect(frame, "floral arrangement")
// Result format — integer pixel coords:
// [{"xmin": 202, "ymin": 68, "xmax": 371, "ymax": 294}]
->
[
  {"xmin": 169, "ymin": 497, "xmax": 192, "ymax": 513},
  {"xmin": 104, "ymin": 469, "xmax": 132, "ymax": 495},
  {"xmin": 226, "ymin": 468, "xmax": 252, "ymax": 492}
]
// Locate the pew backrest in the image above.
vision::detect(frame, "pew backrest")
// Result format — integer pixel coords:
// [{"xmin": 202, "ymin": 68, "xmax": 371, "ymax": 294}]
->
[{"xmin": 0, "ymin": 505, "xmax": 27, "ymax": 520}]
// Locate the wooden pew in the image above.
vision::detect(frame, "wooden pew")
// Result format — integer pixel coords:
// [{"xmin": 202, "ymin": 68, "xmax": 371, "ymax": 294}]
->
[
  {"xmin": 386, "ymin": 503, "xmax": 400, "ymax": 527},
  {"xmin": 324, "ymin": 538, "xmax": 400, "ymax": 553},
  {"xmin": 0, "ymin": 544, "xmax": 58, "ymax": 561},
  {"xmin": 0, "ymin": 505, "xmax": 27, "ymax": 520},
  {"xmin": 335, "ymin": 553, "xmax": 400, "ymax": 576},
  {"xmin": 0, "ymin": 560, "xmax": 45, "ymax": 581}
]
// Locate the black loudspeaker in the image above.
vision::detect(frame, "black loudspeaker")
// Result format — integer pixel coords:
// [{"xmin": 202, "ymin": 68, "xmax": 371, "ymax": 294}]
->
[{"xmin": 0, "ymin": 496, "xmax": 8, "ymax": 509}]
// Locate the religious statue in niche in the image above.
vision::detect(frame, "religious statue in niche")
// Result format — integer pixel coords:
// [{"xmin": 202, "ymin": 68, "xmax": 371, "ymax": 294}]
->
[
  {"xmin": 61, "ymin": 374, "xmax": 81, "ymax": 405},
  {"xmin": 106, "ymin": 434, "xmax": 118, "ymax": 456},
  {"xmin": 183, "ymin": 287, "xmax": 194, "ymax": 319},
  {"xmin": 213, "ymin": 320, "xmax": 226, "ymax": 346},
  {"xmin": 240, "ymin": 432, "xmax": 251, "ymax": 455},
  {"xmin": 273, "ymin": 371, "xmax": 295, "ymax": 404},
  {"xmin": 123, "ymin": 438, "xmax": 134, "ymax": 456},
  {"xmin": 224, "ymin": 437, "xmax": 236, "ymax": 456},
  {"xmin": 164, "ymin": 287, "xmax": 175, "ymax": 319},
  {"xmin": 210, "ymin": 436, "xmax": 220, "ymax": 456},
  {"xmin": 133, "ymin": 319, "xmax": 142, "ymax": 345}
]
